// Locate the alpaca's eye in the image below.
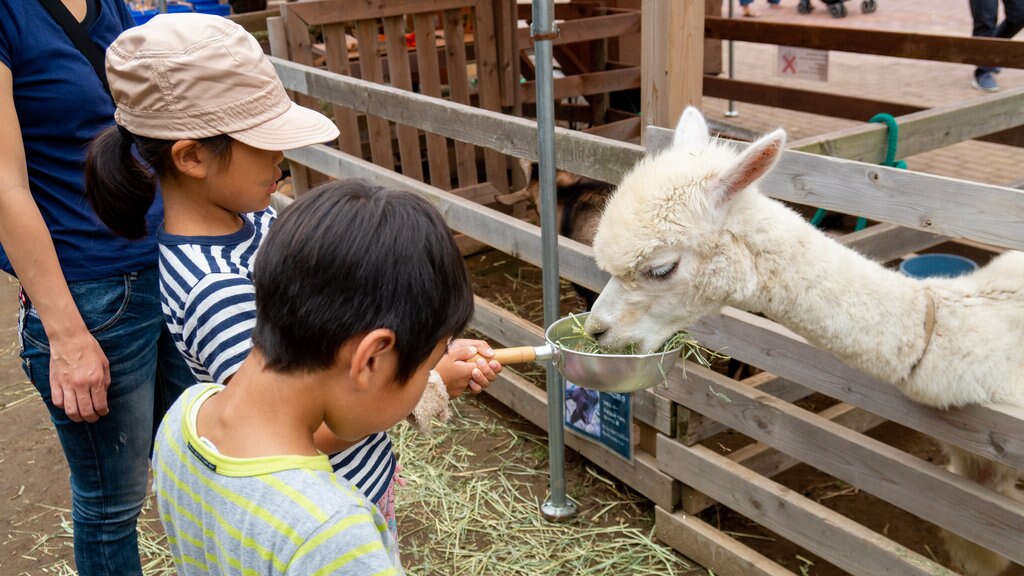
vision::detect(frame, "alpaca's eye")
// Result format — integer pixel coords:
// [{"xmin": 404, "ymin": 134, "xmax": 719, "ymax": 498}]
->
[{"xmin": 644, "ymin": 262, "xmax": 678, "ymax": 280}]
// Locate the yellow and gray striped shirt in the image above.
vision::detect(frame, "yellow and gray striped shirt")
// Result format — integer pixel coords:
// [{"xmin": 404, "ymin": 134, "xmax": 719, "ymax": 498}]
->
[{"xmin": 153, "ymin": 384, "xmax": 402, "ymax": 575}]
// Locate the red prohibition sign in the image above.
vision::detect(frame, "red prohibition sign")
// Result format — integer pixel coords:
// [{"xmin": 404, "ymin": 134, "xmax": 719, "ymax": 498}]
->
[{"xmin": 782, "ymin": 54, "xmax": 797, "ymax": 74}]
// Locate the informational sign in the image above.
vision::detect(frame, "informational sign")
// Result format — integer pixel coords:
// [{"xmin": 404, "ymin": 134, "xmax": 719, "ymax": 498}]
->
[
  {"xmin": 564, "ymin": 381, "xmax": 633, "ymax": 462},
  {"xmin": 776, "ymin": 46, "xmax": 829, "ymax": 82}
]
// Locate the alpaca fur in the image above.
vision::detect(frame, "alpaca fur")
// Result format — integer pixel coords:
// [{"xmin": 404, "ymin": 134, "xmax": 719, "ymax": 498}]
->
[{"xmin": 586, "ymin": 107, "xmax": 1024, "ymax": 575}]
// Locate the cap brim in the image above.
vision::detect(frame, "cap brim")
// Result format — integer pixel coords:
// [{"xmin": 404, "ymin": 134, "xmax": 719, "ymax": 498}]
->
[{"xmin": 229, "ymin": 101, "xmax": 340, "ymax": 151}]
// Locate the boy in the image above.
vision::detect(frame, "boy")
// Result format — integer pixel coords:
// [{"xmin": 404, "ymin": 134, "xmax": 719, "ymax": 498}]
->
[{"xmin": 152, "ymin": 180, "xmax": 475, "ymax": 575}]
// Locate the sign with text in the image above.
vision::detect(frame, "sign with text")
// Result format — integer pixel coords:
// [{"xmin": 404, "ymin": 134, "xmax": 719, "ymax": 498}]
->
[
  {"xmin": 564, "ymin": 381, "xmax": 633, "ymax": 462},
  {"xmin": 776, "ymin": 46, "xmax": 829, "ymax": 82}
]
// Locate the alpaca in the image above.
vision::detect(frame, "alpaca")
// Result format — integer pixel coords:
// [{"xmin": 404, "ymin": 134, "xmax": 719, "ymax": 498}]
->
[
  {"xmin": 585, "ymin": 107, "xmax": 1024, "ymax": 576},
  {"xmin": 498, "ymin": 159, "xmax": 612, "ymax": 309}
]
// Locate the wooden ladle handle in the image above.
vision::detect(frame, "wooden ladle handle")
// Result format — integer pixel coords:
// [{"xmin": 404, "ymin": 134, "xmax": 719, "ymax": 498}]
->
[{"xmin": 471, "ymin": 346, "xmax": 538, "ymax": 366}]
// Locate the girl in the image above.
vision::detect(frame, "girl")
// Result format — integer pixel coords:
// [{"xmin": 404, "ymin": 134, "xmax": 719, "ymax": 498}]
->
[{"xmin": 84, "ymin": 13, "xmax": 500, "ymax": 539}]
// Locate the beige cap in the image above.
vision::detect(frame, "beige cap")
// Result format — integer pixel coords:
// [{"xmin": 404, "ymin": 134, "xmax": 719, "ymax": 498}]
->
[{"xmin": 106, "ymin": 13, "xmax": 339, "ymax": 151}]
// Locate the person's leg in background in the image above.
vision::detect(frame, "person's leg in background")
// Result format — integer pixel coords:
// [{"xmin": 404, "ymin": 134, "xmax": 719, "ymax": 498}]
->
[
  {"xmin": 970, "ymin": 0, "xmax": 1001, "ymax": 90},
  {"xmin": 20, "ymin": 270, "xmax": 164, "ymax": 576},
  {"xmin": 995, "ymin": 0, "xmax": 1024, "ymax": 40}
]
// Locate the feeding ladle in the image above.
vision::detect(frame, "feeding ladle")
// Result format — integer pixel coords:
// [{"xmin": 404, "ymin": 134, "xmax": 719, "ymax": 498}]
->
[{"xmin": 471, "ymin": 313, "xmax": 682, "ymax": 394}]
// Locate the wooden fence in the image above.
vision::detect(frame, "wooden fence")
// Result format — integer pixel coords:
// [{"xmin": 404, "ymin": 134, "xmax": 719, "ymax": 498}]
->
[{"xmin": 269, "ymin": 48, "xmax": 1024, "ymax": 573}]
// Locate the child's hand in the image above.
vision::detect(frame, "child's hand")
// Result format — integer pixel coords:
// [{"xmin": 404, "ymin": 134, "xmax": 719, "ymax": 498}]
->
[{"xmin": 435, "ymin": 339, "xmax": 502, "ymax": 399}]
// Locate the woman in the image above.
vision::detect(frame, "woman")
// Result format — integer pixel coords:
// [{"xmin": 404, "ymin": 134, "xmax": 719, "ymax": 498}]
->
[{"xmin": 0, "ymin": 0, "xmax": 193, "ymax": 574}]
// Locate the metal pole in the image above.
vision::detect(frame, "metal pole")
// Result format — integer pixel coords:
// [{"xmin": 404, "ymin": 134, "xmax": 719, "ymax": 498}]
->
[
  {"xmin": 157, "ymin": 0, "xmax": 167, "ymax": 13},
  {"xmin": 532, "ymin": 0, "xmax": 577, "ymax": 523},
  {"xmin": 725, "ymin": 0, "xmax": 739, "ymax": 117}
]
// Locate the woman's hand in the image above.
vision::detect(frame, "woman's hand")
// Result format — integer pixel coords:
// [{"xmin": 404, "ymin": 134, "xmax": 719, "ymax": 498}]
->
[
  {"xmin": 48, "ymin": 326, "xmax": 110, "ymax": 423},
  {"xmin": 434, "ymin": 339, "xmax": 502, "ymax": 399}
]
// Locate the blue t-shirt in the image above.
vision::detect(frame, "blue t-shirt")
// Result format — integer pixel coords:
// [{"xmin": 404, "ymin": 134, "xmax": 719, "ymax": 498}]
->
[{"xmin": 0, "ymin": 0, "xmax": 163, "ymax": 281}]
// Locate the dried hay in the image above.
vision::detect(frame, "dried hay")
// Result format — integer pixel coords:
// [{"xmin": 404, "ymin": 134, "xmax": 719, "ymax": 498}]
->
[{"xmin": 395, "ymin": 400, "xmax": 699, "ymax": 575}]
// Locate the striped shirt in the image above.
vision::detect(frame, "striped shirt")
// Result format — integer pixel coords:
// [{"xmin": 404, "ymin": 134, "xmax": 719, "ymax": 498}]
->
[
  {"xmin": 154, "ymin": 384, "xmax": 402, "ymax": 576},
  {"xmin": 158, "ymin": 210, "xmax": 396, "ymax": 504}
]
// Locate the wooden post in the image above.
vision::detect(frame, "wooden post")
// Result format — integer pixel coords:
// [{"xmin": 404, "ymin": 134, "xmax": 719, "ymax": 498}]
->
[
  {"xmin": 267, "ymin": 14, "xmax": 309, "ymax": 197},
  {"xmin": 641, "ymin": 0, "xmax": 704, "ymax": 141}
]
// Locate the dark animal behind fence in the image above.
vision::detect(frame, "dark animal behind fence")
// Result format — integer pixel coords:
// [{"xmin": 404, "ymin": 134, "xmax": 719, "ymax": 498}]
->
[{"xmin": 499, "ymin": 160, "xmax": 611, "ymax": 310}]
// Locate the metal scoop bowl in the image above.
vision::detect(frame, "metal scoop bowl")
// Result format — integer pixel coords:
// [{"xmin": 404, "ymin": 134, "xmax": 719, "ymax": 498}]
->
[{"xmin": 480, "ymin": 312, "xmax": 681, "ymax": 393}]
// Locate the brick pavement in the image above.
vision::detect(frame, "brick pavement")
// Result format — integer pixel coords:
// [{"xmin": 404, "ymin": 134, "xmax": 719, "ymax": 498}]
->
[{"xmin": 701, "ymin": 0, "xmax": 1024, "ymax": 186}]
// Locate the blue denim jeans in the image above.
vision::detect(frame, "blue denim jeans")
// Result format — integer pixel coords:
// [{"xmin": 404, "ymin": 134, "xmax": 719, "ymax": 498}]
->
[
  {"xmin": 18, "ymin": 266, "xmax": 194, "ymax": 576},
  {"xmin": 970, "ymin": 0, "xmax": 1024, "ymax": 74}
]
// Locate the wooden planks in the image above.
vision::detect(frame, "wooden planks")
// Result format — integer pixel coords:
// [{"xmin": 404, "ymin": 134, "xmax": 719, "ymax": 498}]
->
[
  {"xmin": 486, "ymin": 369, "xmax": 678, "ymax": 509},
  {"xmin": 281, "ymin": 142, "xmax": 1024, "ymax": 475},
  {"xmin": 679, "ymin": 367, "xmax": 888, "ymax": 516},
  {"xmin": 283, "ymin": 143, "xmax": 613, "ymax": 292},
  {"xmin": 229, "ymin": 7, "xmax": 280, "ymax": 33},
  {"xmin": 277, "ymin": 66, "xmax": 1024, "ymax": 470},
  {"xmin": 413, "ymin": 13, "xmax": 452, "ymax": 190},
  {"xmin": 271, "ymin": 57, "xmax": 643, "ymax": 184},
  {"xmin": 677, "ymin": 370, "xmax": 810, "ymax": 446},
  {"xmin": 689, "ymin": 308, "xmax": 1024, "ymax": 471},
  {"xmin": 274, "ymin": 60, "xmax": 1024, "ymax": 253},
  {"xmin": 704, "ymin": 16, "xmax": 1024, "ymax": 68},
  {"xmin": 704, "ymin": 76, "xmax": 920, "ymax": 122},
  {"xmin": 382, "ymin": 16, "xmax": 423, "ymax": 181},
  {"xmin": 646, "ymin": 125, "xmax": 1024, "ymax": 252},
  {"xmin": 704, "ymin": 77, "xmax": 1024, "ymax": 149},
  {"xmin": 838, "ymin": 223, "xmax": 945, "ymax": 263},
  {"xmin": 658, "ymin": 439, "xmax": 958, "ymax": 576},
  {"xmin": 514, "ymin": 11, "xmax": 641, "ymax": 48},
  {"xmin": 788, "ymin": 86, "xmax": 1024, "ymax": 164},
  {"xmin": 641, "ymin": 0, "xmax": 704, "ymax": 140},
  {"xmin": 659, "ymin": 358, "xmax": 1024, "ymax": 564},
  {"xmin": 655, "ymin": 508, "xmax": 797, "ymax": 576},
  {"xmin": 286, "ymin": 0, "xmax": 470, "ymax": 26},
  {"xmin": 519, "ymin": 68, "xmax": 641, "ymax": 103},
  {"xmin": 442, "ymin": 9, "xmax": 479, "ymax": 188},
  {"xmin": 472, "ymin": 0, "xmax": 510, "ymax": 193},
  {"xmin": 322, "ymin": 24, "xmax": 363, "ymax": 157},
  {"xmin": 354, "ymin": 19, "xmax": 395, "ymax": 171}
]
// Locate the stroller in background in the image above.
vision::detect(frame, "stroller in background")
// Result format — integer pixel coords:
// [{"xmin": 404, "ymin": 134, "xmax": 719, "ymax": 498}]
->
[{"xmin": 797, "ymin": 0, "xmax": 877, "ymax": 18}]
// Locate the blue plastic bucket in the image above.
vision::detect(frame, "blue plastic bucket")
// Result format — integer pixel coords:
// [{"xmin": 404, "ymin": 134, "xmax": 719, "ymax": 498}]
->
[
  {"xmin": 899, "ymin": 253, "xmax": 978, "ymax": 279},
  {"xmin": 165, "ymin": 3, "xmax": 193, "ymax": 12},
  {"xmin": 195, "ymin": 3, "xmax": 231, "ymax": 16}
]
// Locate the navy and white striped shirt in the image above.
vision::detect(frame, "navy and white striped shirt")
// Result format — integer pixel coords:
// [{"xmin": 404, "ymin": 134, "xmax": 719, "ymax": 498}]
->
[{"xmin": 158, "ymin": 209, "xmax": 396, "ymax": 504}]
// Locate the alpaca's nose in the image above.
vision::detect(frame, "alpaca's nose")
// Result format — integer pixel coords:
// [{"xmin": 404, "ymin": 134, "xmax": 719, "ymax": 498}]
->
[{"xmin": 584, "ymin": 315, "xmax": 609, "ymax": 340}]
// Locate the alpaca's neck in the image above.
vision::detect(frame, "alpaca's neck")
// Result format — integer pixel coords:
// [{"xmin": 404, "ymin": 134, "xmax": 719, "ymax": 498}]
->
[{"xmin": 728, "ymin": 194, "xmax": 926, "ymax": 382}]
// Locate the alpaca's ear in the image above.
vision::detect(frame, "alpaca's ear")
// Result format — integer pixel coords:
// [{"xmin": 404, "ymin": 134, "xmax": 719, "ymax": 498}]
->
[
  {"xmin": 673, "ymin": 106, "xmax": 710, "ymax": 149},
  {"xmin": 711, "ymin": 129, "xmax": 786, "ymax": 207}
]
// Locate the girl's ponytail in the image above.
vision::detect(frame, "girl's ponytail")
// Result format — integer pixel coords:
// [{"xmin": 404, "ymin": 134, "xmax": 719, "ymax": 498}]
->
[{"xmin": 84, "ymin": 125, "xmax": 157, "ymax": 240}]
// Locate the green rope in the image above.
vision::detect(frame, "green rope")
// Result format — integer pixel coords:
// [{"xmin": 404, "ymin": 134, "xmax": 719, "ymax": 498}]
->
[{"xmin": 811, "ymin": 113, "xmax": 907, "ymax": 231}]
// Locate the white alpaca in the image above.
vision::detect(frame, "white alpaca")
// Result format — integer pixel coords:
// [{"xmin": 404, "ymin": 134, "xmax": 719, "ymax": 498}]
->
[{"xmin": 586, "ymin": 107, "xmax": 1024, "ymax": 576}]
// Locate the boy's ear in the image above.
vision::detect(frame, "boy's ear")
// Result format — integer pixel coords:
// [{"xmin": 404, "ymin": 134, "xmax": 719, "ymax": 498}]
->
[
  {"xmin": 348, "ymin": 328, "xmax": 397, "ymax": 390},
  {"xmin": 170, "ymin": 140, "xmax": 208, "ymax": 179}
]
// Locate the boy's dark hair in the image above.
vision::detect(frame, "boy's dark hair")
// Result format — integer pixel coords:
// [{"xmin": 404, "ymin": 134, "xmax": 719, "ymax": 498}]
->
[
  {"xmin": 252, "ymin": 179, "xmax": 475, "ymax": 383},
  {"xmin": 84, "ymin": 126, "xmax": 233, "ymax": 239}
]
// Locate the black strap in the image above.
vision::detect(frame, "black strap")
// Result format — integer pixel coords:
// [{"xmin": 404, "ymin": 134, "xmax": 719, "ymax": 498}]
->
[{"xmin": 36, "ymin": 0, "xmax": 110, "ymax": 94}]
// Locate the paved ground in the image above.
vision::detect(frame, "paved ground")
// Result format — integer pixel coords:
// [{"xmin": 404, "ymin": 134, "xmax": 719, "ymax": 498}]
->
[{"xmin": 703, "ymin": 0, "xmax": 1024, "ymax": 186}]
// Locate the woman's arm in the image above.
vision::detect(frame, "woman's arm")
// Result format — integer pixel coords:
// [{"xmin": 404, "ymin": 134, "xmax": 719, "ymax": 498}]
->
[{"xmin": 0, "ymin": 64, "xmax": 109, "ymax": 423}]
